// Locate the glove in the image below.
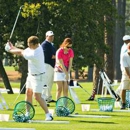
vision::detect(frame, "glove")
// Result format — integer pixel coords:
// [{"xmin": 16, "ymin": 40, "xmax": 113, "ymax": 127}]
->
[{"xmin": 5, "ymin": 42, "xmax": 12, "ymax": 52}]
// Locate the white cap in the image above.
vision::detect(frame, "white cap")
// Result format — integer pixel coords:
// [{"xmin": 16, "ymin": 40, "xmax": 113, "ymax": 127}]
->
[
  {"xmin": 46, "ymin": 31, "xmax": 54, "ymax": 36},
  {"xmin": 123, "ymin": 35, "xmax": 130, "ymax": 41}
]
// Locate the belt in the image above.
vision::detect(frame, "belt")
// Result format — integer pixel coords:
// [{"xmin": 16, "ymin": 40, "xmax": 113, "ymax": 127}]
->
[{"xmin": 31, "ymin": 73, "xmax": 45, "ymax": 76}]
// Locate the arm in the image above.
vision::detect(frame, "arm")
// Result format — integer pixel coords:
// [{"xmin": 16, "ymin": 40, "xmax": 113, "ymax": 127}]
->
[
  {"xmin": 9, "ymin": 47, "xmax": 24, "ymax": 56},
  {"xmin": 5, "ymin": 42, "xmax": 24, "ymax": 56},
  {"xmin": 59, "ymin": 59, "xmax": 68, "ymax": 74},
  {"xmin": 68, "ymin": 57, "xmax": 73, "ymax": 73},
  {"xmin": 59, "ymin": 59, "xmax": 69, "ymax": 80},
  {"xmin": 52, "ymin": 55, "xmax": 56, "ymax": 59}
]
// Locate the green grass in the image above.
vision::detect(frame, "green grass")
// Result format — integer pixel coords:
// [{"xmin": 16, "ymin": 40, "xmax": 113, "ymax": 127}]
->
[
  {"xmin": 0, "ymin": 82, "xmax": 130, "ymax": 130},
  {"xmin": 4, "ymin": 66, "xmax": 15, "ymax": 71}
]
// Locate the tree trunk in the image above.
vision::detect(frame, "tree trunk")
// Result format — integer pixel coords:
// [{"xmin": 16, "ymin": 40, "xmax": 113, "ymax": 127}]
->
[
  {"xmin": 114, "ymin": 0, "xmax": 126, "ymax": 80},
  {"xmin": 0, "ymin": 60, "xmax": 13, "ymax": 94},
  {"xmin": 104, "ymin": 30, "xmax": 114, "ymax": 82},
  {"xmin": 75, "ymin": 69, "xmax": 79, "ymax": 79},
  {"xmin": 19, "ymin": 58, "xmax": 28, "ymax": 94},
  {"xmin": 87, "ymin": 66, "xmax": 93, "ymax": 82},
  {"xmin": 93, "ymin": 64, "xmax": 102, "ymax": 95}
]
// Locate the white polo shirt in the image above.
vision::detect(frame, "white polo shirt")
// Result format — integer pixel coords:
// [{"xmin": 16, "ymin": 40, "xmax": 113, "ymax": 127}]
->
[
  {"xmin": 121, "ymin": 52, "xmax": 130, "ymax": 80},
  {"xmin": 120, "ymin": 43, "xmax": 127, "ymax": 71},
  {"xmin": 22, "ymin": 45, "xmax": 45, "ymax": 74}
]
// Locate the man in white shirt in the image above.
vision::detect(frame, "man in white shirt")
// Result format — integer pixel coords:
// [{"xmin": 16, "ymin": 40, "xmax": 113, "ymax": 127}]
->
[
  {"xmin": 120, "ymin": 42, "xmax": 130, "ymax": 109},
  {"xmin": 5, "ymin": 36, "xmax": 53, "ymax": 121},
  {"xmin": 115, "ymin": 35, "xmax": 130, "ymax": 102}
]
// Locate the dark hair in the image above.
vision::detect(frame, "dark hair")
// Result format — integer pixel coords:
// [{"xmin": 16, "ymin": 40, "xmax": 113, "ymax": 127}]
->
[
  {"xmin": 60, "ymin": 38, "xmax": 72, "ymax": 48},
  {"xmin": 27, "ymin": 36, "xmax": 39, "ymax": 45}
]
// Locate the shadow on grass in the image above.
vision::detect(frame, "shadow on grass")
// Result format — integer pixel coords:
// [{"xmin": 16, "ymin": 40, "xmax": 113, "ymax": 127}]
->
[{"xmin": 79, "ymin": 120, "xmax": 116, "ymax": 124}]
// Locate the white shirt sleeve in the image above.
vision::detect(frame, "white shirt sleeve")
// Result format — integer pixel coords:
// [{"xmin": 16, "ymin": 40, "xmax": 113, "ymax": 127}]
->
[
  {"xmin": 121, "ymin": 53, "xmax": 128, "ymax": 68},
  {"xmin": 22, "ymin": 48, "xmax": 34, "ymax": 60}
]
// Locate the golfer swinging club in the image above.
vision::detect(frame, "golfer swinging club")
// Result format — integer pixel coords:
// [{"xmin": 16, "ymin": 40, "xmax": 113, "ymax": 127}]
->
[{"xmin": 5, "ymin": 36, "xmax": 53, "ymax": 121}]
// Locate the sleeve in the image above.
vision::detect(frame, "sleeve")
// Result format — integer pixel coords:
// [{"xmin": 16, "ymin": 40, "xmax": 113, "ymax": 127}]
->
[
  {"xmin": 121, "ymin": 54, "xmax": 128, "ymax": 68},
  {"xmin": 57, "ymin": 49, "xmax": 63, "ymax": 59},
  {"xmin": 22, "ymin": 48, "xmax": 34, "ymax": 60}
]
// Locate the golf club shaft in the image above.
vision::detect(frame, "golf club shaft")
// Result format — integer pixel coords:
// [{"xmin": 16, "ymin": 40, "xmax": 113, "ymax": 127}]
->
[
  {"xmin": 9, "ymin": 5, "xmax": 23, "ymax": 40},
  {"xmin": 12, "ymin": 83, "xmax": 26, "ymax": 106}
]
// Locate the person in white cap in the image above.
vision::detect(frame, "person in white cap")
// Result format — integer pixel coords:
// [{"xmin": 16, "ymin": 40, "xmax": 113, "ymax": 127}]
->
[
  {"xmin": 115, "ymin": 35, "xmax": 130, "ymax": 102},
  {"xmin": 88, "ymin": 35, "xmax": 130, "ymax": 102},
  {"xmin": 41, "ymin": 31, "xmax": 56, "ymax": 104},
  {"xmin": 120, "ymin": 41, "xmax": 130, "ymax": 109},
  {"xmin": 5, "ymin": 36, "xmax": 53, "ymax": 121}
]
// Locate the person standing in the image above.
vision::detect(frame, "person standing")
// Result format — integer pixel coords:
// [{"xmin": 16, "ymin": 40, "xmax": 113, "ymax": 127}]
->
[
  {"xmin": 54, "ymin": 38, "xmax": 74, "ymax": 100},
  {"xmin": 115, "ymin": 35, "xmax": 130, "ymax": 101},
  {"xmin": 41, "ymin": 31, "xmax": 56, "ymax": 103},
  {"xmin": 88, "ymin": 35, "xmax": 130, "ymax": 101},
  {"xmin": 120, "ymin": 42, "xmax": 130, "ymax": 109},
  {"xmin": 5, "ymin": 36, "xmax": 53, "ymax": 121}
]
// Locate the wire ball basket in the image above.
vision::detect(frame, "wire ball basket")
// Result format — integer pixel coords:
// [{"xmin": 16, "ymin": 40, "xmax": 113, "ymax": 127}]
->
[
  {"xmin": 13, "ymin": 101, "xmax": 35, "ymax": 122},
  {"xmin": 55, "ymin": 97, "xmax": 75, "ymax": 116}
]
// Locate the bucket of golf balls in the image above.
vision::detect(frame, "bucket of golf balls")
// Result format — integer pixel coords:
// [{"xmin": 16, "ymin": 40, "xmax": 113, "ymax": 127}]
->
[{"xmin": 97, "ymin": 97, "xmax": 115, "ymax": 112}]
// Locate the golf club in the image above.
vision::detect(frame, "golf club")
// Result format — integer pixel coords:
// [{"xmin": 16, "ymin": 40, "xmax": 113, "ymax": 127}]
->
[
  {"xmin": 77, "ymin": 82, "xmax": 91, "ymax": 96},
  {"xmin": 12, "ymin": 83, "xmax": 26, "ymax": 106},
  {"xmin": 9, "ymin": 5, "xmax": 23, "ymax": 40}
]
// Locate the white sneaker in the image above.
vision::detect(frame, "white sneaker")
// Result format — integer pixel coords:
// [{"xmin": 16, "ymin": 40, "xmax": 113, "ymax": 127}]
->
[
  {"xmin": 45, "ymin": 113, "xmax": 53, "ymax": 121},
  {"xmin": 25, "ymin": 112, "xmax": 30, "ymax": 119},
  {"xmin": 25, "ymin": 112, "xmax": 30, "ymax": 117}
]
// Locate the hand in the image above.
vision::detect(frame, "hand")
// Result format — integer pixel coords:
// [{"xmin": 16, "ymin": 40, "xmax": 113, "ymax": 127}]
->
[
  {"xmin": 65, "ymin": 73, "xmax": 69, "ymax": 81},
  {"xmin": 5, "ymin": 41, "xmax": 13, "ymax": 52}
]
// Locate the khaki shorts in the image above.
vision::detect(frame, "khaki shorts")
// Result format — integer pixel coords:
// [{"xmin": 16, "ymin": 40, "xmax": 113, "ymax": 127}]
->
[
  {"xmin": 26, "ymin": 73, "xmax": 46, "ymax": 93},
  {"xmin": 121, "ymin": 80, "xmax": 130, "ymax": 90}
]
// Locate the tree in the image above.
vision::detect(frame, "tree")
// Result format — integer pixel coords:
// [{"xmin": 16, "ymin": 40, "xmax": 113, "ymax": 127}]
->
[
  {"xmin": 0, "ymin": 0, "xmax": 118, "ymax": 95},
  {"xmin": 114, "ymin": 0, "xmax": 126, "ymax": 80},
  {"xmin": 0, "ymin": 0, "xmax": 19, "ymax": 93}
]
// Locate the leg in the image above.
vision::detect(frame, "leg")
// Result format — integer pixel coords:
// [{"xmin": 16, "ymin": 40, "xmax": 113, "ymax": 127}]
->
[
  {"xmin": 63, "ymin": 81, "xmax": 68, "ymax": 97},
  {"xmin": 42, "ymin": 64, "xmax": 54, "ymax": 102},
  {"xmin": 47, "ymin": 66, "xmax": 54, "ymax": 101},
  {"xmin": 25, "ymin": 88, "xmax": 33, "ymax": 114},
  {"xmin": 25, "ymin": 88, "xmax": 33, "ymax": 104},
  {"xmin": 56, "ymin": 81, "xmax": 63, "ymax": 100},
  {"xmin": 34, "ymin": 92, "xmax": 53, "ymax": 121},
  {"xmin": 30, "ymin": 74, "xmax": 53, "ymax": 121},
  {"xmin": 120, "ymin": 80, "xmax": 129, "ymax": 109},
  {"xmin": 121, "ymin": 89, "xmax": 126, "ymax": 109},
  {"xmin": 33, "ymin": 92, "xmax": 49, "ymax": 113},
  {"xmin": 121, "ymin": 89, "xmax": 126, "ymax": 103}
]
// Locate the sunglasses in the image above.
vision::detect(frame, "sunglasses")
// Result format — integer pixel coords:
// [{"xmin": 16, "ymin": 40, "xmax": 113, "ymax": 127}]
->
[{"xmin": 66, "ymin": 46, "xmax": 72, "ymax": 48}]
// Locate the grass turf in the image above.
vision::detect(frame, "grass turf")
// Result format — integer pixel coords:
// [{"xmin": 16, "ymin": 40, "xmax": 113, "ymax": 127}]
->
[{"xmin": 0, "ymin": 82, "xmax": 130, "ymax": 130}]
